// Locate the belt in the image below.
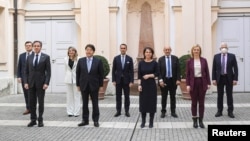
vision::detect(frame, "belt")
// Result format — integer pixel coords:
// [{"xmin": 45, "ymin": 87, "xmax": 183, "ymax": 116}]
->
[{"xmin": 165, "ymin": 77, "xmax": 172, "ymax": 79}]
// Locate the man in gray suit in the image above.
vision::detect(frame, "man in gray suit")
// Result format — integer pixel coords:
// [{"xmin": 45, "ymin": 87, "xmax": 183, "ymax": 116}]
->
[
  {"xmin": 76, "ymin": 44, "xmax": 104, "ymax": 127},
  {"xmin": 24, "ymin": 40, "xmax": 51, "ymax": 127}
]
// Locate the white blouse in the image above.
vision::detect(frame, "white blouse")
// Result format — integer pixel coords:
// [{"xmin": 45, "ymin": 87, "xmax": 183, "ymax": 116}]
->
[{"xmin": 194, "ymin": 59, "xmax": 202, "ymax": 77}]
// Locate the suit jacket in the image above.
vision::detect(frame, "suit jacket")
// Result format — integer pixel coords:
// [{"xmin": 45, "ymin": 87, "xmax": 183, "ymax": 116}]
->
[
  {"xmin": 64, "ymin": 57, "xmax": 79, "ymax": 84},
  {"xmin": 186, "ymin": 57, "xmax": 211, "ymax": 92},
  {"xmin": 24, "ymin": 53, "xmax": 51, "ymax": 88},
  {"xmin": 158, "ymin": 55, "xmax": 181, "ymax": 87},
  {"xmin": 212, "ymin": 53, "xmax": 238, "ymax": 83},
  {"xmin": 17, "ymin": 52, "xmax": 33, "ymax": 79},
  {"xmin": 76, "ymin": 57, "xmax": 104, "ymax": 92},
  {"xmin": 112, "ymin": 54, "xmax": 134, "ymax": 84}
]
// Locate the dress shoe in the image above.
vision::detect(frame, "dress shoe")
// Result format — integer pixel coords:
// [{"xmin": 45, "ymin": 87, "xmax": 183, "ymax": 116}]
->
[
  {"xmin": 74, "ymin": 115, "xmax": 79, "ymax": 117},
  {"xmin": 125, "ymin": 112, "xmax": 130, "ymax": 117},
  {"xmin": 140, "ymin": 123, "xmax": 145, "ymax": 128},
  {"xmin": 114, "ymin": 112, "xmax": 121, "ymax": 117},
  {"xmin": 38, "ymin": 121, "xmax": 44, "ymax": 127},
  {"xmin": 27, "ymin": 121, "xmax": 37, "ymax": 127},
  {"xmin": 228, "ymin": 112, "xmax": 235, "ymax": 118},
  {"xmin": 160, "ymin": 113, "xmax": 166, "ymax": 118},
  {"xmin": 23, "ymin": 110, "xmax": 30, "ymax": 115},
  {"xmin": 68, "ymin": 115, "xmax": 73, "ymax": 117},
  {"xmin": 215, "ymin": 112, "xmax": 222, "ymax": 117},
  {"xmin": 171, "ymin": 113, "xmax": 178, "ymax": 118},
  {"xmin": 94, "ymin": 122, "xmax": 99, "ymax": 127},
  {"xmin": 149, "ymin": 123, "xmax": 153, "ymax": 128},
  {"xmin": 78, "ymin": 121, "xmax": 89, "ymax": 126}
]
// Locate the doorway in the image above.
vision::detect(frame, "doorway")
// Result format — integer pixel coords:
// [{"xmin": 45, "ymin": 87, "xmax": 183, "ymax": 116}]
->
[
  {"xmin": 217, "ymin": 16, "xmax": 250, "ymax": 92},
  {"xmin": 25, "ymin": 18, "xmax": 78, "ymax": 93}
]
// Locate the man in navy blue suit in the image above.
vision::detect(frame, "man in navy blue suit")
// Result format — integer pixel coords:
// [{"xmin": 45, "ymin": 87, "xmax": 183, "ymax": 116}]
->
[
  {"xmin": 112, "ymin": 43, "xmax": 134, "ymax": 117},
  {"xmin": 212, "ymin": 42, "xmax": 238, "ymax": 118},
  {"xmin": 17, "ymin": 41, "xmax": 33, "ymax": 115},
  {"xmin": 76, "ymin": 44, "xmax": 104, "ymax": 127},
  {"xmin": 24, "ymin": 40, "xmax": 51, "ymax": 127}
]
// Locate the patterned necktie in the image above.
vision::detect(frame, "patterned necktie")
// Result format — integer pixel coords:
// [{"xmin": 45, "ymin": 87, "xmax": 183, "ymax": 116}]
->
[
  {"xmin": 34, "ymin": 54, "xmax": 38, "ymax": 68},
  {"xmin": 221, "ymin": 54, "xmax": 225, "ymax": 74},
  {"xmin": 167, "ymin": 56, "xmax": 171, "ymax": 77}
]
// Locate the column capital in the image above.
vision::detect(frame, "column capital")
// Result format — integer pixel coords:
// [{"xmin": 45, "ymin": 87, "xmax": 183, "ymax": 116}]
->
[{"xmin": 109, "ymin": 6, "xmax": 119, "ymax": 13}]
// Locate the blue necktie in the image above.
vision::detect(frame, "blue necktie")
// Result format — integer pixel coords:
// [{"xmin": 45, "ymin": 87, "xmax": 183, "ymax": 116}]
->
[
  {"xmin": 122, "ymin": 55, "xmax": 125, "ymax": 69},
  {"xmin": 221, "ymin": 54, "xmax": 225, "ymax": 74},
  {"xmin": 87, "ymin": 58, "xmax": 91, "ymax": 73},
  {"xmin": 167, "ymin": 56, "xmax": 171, "ymax": 78},
  {"xmin": 34, "ymin": 54, "xmax": 38, "ymax": 68}
]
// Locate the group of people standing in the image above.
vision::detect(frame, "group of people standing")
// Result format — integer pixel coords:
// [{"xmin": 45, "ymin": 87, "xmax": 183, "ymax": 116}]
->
[{"xmin": 17, "ymin": 41, "xmax": 238, "ymax": 129}]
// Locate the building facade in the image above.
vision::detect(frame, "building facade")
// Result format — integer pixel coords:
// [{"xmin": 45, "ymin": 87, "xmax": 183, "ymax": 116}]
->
[{"xmin": 0, "ymin": 0, "xmax": 250, "ymax": 95}]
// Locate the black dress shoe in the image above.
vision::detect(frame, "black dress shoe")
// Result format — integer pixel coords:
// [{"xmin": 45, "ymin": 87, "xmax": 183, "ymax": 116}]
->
[
  {"xmin": 38, "ymin": 121, "xmax": 44, "ymax": 127},
  {"xmin": 160, "ymin": 113, "xmax": 165, "ymax": 118},
  {"xmin": 228, "ymin": 112, "xmax": 235, "ymax": 118},
  {"xmin": 149, "ymin": 123, "xmax": 153, "ymax": 128},
  {"xmin": 94, "ymin": 122, "xmax": 99, "ymax": 127},
  {"xmin": 68, "ymin": 115, "xmax": 73, "ymax": 117},
  {"xmin": 171, "ymin": 113, "xmax": 178, "ymax": 118},
  {"xmin": 27, "ymin": 121, "xmax": 37, "ymax": 127},
  {"xmin": 125, "ymin": 112, "xmax": 130, "ymax": 117},
  {"xmin": 114, "ymin": 112, "xmax": 121, "ymax": 117},
  {"xmin": 215, "ymin": 112, "xmax": 222, "ymax": 117},
  {"xmin": 78, "ymin": 121, "xmax": 89, "ymax": 126},
  {"xmin": 140, "ymin": 123, "xmax": 145, "ymax": 128}
]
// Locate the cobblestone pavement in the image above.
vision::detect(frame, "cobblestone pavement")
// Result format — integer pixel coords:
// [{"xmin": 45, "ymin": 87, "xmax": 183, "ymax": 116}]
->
[{"xmin": 0, "ymin": 93, "xmax": 249, "ymax": 141}]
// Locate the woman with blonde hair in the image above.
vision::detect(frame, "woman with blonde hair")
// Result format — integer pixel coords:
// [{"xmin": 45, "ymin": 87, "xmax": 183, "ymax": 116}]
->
[
  {"xmin": 186, "ymin": 44, "xmax": 211, "ymax": 128},
  {"xmin": 64, "ymin": 46, "xmax": 81, "ymax": 117}
]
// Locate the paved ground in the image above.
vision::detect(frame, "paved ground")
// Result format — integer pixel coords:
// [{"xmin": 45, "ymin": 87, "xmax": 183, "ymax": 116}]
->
[{"xmin": 0, "ymin": 92, "xmax": 249, "ymax": 141}]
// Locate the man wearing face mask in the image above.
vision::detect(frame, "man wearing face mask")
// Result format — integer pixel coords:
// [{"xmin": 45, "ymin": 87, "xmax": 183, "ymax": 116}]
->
[{"xmin": 212, "ymin": 42, "xmax": 238, "ymax": 118}]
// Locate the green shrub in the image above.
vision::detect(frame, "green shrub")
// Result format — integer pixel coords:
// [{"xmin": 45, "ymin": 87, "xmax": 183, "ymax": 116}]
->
[
  {"xmin": 94, "ymin": 55, "xmax": 110, "ymax": 78},
  {"xmin": 179, "ymin": 54, "xmax": 191, "ymax": 79}
]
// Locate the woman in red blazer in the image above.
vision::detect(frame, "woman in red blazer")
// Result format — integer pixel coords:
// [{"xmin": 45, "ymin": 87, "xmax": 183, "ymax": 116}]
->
[{"xmin": 186, "ymin": 44, "xmax": 211, "ymax": 128}]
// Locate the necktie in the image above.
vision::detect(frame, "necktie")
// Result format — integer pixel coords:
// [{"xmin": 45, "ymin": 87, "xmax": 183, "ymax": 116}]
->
[
  {"xmin": 167, "ymin": 56, "xmax": 171, "ymax": 78},
  {"xmin": 122, "ymin": 55, "xmax": 125, "ymax": 69},
  {"xmin": 26, "ymin": 52, "xmax": 29, "ymax": 60},
  {"xmin": 221, "ymin": 54, "xmax": 225, "ymax": 74},
  {"xmin": 34, "ymin": 54, "xmax": 38, "ymax": 68},
  {"xmin": 87, "ymin": 58, "xmax": 91, "ymax": 73}
]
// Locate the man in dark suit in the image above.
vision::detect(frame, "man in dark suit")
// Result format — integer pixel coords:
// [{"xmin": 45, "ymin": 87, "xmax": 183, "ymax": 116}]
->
[
  {"xmin": 24, "ymin": 40, "xmax": 51, "ymax": 127},
  {"xmin": 212, "ymin": 42, "xmax": 238, "ymax": 118},
  {"xmin": 112, "ymin": 43, "xmax": 134, "ymax": 117},
  {"xmin": 158, "ymin": 46, "xmax": 181, "ymax": 118},
  {"xmin": 76, "ymin": 44, "xmax": 104, "ymax": 127},
  {"xmin": 17, "ymin": 41, "xmax": 33, "ymax": 115}
]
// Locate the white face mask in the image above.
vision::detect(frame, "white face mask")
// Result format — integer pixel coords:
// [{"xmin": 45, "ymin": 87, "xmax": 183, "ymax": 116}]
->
[{"xmin": 221, "ymin": 48, "xmax": 228, "ymax": 54}]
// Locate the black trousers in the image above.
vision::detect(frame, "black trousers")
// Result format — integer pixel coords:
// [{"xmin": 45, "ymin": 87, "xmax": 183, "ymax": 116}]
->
[
  {"xmin": 217, "ymin": 75, "xmax": 234, "ymax": 113},
  {"xmin": 81, "ymin": 84, "xmax": 99, "ymax": 122},
  {"xmin": 21, "ymin": 80, "xmax": 29, "ymax": 110},
  {"xmin": 29, "ymin": 87, "xmax": 45, "ymax": 121},
  {"xmin": 160, "ymin": 78, "xmax": 177, "ymax": 113},
  {"xmin": 115, "ymin": 77, "xmax": 130, "ymax": 113}
]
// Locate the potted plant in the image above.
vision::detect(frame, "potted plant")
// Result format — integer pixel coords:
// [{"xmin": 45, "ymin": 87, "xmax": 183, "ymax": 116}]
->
[
  {"xmin": 179, "ymin": 54, "xmax": 191, "ymax": 100},
  {"xmin": 94, "ymin": 55, "xmax": 110, "ymax": 100}
]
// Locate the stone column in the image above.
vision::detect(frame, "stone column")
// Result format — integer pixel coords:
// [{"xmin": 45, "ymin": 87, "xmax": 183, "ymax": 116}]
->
[
  {"xmin": 109, "ymin": 6, "xmax": 119, "ymax": 63},
  {"xmin": 138, "ymin": 2, "xmax": 154, "ymax": 60}
]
